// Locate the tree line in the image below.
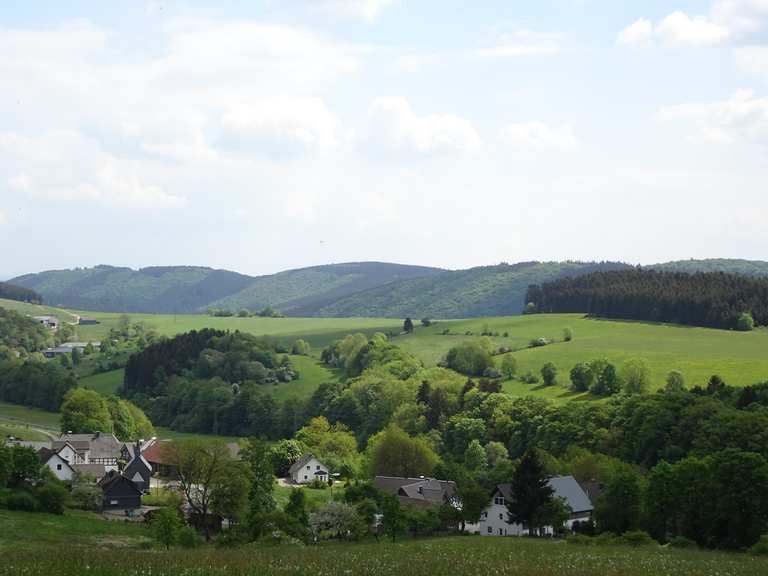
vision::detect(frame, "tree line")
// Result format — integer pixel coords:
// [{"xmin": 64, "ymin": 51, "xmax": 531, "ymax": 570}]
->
[
  {"xmin": 0, "ymin": 282, "xmax": 42, "ymax": 304},
  {"xmin": 526, "ymin": 269, "xmax": 768, "ymax": 329}
]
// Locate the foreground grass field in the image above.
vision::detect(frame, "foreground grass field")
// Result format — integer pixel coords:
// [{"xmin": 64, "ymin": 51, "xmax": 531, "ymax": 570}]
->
[
  {"xmin": 0, "ymin": 509, "xmax": 765, "ymax": 576},
  {"xmin": 397, "ymin": 314, "xmax": 768, "ymax": 391}
]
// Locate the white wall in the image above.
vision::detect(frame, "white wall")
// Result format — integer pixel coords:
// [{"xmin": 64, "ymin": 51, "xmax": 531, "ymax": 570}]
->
[
  {"xmin": 45, "ymin": 454, "xmax": 73, "ymax": 481},
  {"xmin": 291, "ymin": 457, "xmax": 328, "ymax": 484}
]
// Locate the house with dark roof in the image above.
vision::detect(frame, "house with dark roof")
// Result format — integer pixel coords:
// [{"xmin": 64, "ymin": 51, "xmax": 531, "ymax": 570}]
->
[
  {"xmin": 374, "ymin": 476, "xmax": 458, "ymax": 509},
  {"xmin": 123, "ymin": 441, "xmax": 152, "ymax": 492},
  {"xmin": 288, "ymin": 454, "xmax": 329, "ymax": 484},
  {"xmin": 99, "ymin": 470, "xmax": 143, "ymax": 510},
  {"xmin": 477, "ymin": 475, "xmax": 594, "ymax": 537},
  {"xmin": 57, "ymin": 432, "xmax": 123, "ymax": 468}
]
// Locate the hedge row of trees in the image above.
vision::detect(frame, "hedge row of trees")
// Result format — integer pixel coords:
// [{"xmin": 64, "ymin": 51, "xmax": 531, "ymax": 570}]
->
[
  {"xmin": 526, "ymin": 269, "xmax": 768, "ymax": 329},
  {"xmin": 0, "ymin": 358, "xmax": 76, "ymax": 411}
]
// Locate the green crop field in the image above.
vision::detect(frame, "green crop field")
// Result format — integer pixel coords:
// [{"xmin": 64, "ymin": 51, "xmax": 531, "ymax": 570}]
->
[
  {"xmin": 396, "ymin": 314, "xmax": 768, "ymax": 393},
  {"xmin": 0, "ymin": 519, "xmax": 765, "ymax": 576}
]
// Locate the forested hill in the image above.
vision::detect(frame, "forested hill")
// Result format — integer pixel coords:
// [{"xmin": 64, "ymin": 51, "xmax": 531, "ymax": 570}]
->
[
  {"xmin": 0, "ymin": 281, "xmax": 42, "ymax": 304},
  {"xmin": 10, "ymin": 262, "xmax": 445, "ymax": 315},
  {"xmin": 526, "ymin": 269, "xmax": 768, "ymax": 330},
  {"xmin": 312, "ymin": 261, "xmax": 631, "ymax": 318},
  {"xmin": 649, "ymin": 258, "xmax": 768, "ymax": 276}
]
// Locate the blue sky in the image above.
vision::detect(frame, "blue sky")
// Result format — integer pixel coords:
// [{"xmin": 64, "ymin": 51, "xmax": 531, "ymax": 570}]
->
[{"xmin": 1, "ymin": 0, "xmax": 767, "ymax": 278}]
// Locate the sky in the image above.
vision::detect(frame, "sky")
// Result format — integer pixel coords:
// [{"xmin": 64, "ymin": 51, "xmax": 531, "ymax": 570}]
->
[{"xmin": 1, "ymin": 0, "xmax": 767, "ymax": 279}]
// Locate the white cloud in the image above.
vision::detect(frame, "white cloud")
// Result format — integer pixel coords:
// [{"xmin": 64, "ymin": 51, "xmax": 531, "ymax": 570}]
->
[
  {"xmin": 221, "ymin": 97, "xmax": 339, "ymax": 152},
  {"xmin": 0, "ymin": 131, "xmax": 184, "ymax": 209},
  {"xmin": 0, "ymin": 210, "xmax": 7, "ymax": 225},
  {"xmin": 619, "ymin": 1, "xmax": 768, "ymax": 48},
  {"xmin": 363, "ymin": 97, "xmax": 481, "ymax": 154},
  {"xmin": 656, "ymin": 11, "xmax": 731, "ymax": 46},
  {"xmin": 657, "ymin": 90, "xmax": 768, "ymax": 144},
  {"xmin": 306, "ymin": 0, "xmax": 396, "ymax": 22},
  {"xmin": 616, "ymin": 18, "xmax": 653, "ymax": 46},
  {"xmin": 475, "ymin": 28, "xmax": 562, "ymax": 58},
  {"xmin": 498, "ymin": 122, "xmax": 578, "ymax": 150}
]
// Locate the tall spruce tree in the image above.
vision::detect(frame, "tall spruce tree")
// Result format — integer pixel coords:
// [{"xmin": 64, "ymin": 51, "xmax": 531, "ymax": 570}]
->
[
  {"xmin": 403, "ymin": 318, "xmax": 414, "ymax": 333},
  {"xmin": 506, "ymin": 449, "xmax": 554, "ymax": 536}
]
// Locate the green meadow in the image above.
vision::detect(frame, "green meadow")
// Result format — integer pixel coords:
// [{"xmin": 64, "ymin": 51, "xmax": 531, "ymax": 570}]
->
[
  {"xmin": 0, "ymin": 511, "xmax": 765, "ymax": 576},
  {"xmin": 397, "ymin": 314, "xmax": 768, "ymax": 391}
]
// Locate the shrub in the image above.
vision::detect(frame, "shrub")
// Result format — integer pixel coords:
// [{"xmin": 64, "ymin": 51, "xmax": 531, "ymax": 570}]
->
[
  {"xmin": 750, "ymin": 535, "xmax": 768, "ymax": 555},
  {"xmin": 668, "ymin": 536, "xmax": 697, "ymax": 549},
  {"xmin": 178, "ymin": 526, "xmax": 201, "ymax": 549},
  {"xmin": 521, "ymin": 372, "xmax": 540, "ymax": 384},
  {"xmin": 737, "ymin": 312, "xmax": 755, "ymax": 332},
  {"xmin": 593, "ymin": 532, "xmax": 618, "ymax": 546},
  {"xmin": 620, "ymin": 530, "xmax": 656, "ymax": 547},
  {"xmin": 7, "ymin": 492, "xmax": 38, "ymax": 512},
  {"xmin": 563, "ymin": 327, "xmax": 573, "ymax": 342},
  {"xmin": 36, "ymin": 483, "xmax": 68, "ymax": 515},
  {"xmin": 566, "ymin": 534, "xmax": 594, "ymax": 546},
  {"xmin": 529, "ymin": 338, "xmax": 548, "ymax": 348}
]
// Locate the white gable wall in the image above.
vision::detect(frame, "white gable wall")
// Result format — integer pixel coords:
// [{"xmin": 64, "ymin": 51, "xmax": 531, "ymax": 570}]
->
[
  {"xmin": 45, "ymin": 453, "xmax": 73, "ymax": 481},
  {"xmin": 290, "ymin": 457, "xmax": 328, "ymax": 484}
]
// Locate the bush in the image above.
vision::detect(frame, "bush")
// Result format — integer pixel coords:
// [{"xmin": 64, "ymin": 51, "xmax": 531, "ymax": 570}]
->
[
  {"xmin": 520, "ymin": 372, "xmax": 540, "ymax": 384},
  {"xmin": 178, "ymin": 526, "xmax": 201, "ymax": 549},
  {"xmin": 36, "ymin": 483, "xmax": 68, "ymax": 515},
  {"xmin": 737, "ymin": 312, "xmax": 755, "ymax": 332},
  {"xmin": 566, "ymin": 534, "xmax": 594, "ymax": 546},
  {"xmin": 593, "ymin": 532, "xmax": 618, "ymax": 546},
  {"xmin": 668, "ymin": 536, "xmax": 697, "ymax": 549},
  {"xmin": 620, "ymin": 530, "xmax": 657, "ymax": 547},
  {"xmin": 529, "ymin": 338, "xmax": 548, "ymax": 348},
  {"xmin": 6, "ymin": 492, "xmax": 38, "ymax": 512},
  {"xmin": 750, "ymin": 535, "xmax": 768, "ymax": 555}
]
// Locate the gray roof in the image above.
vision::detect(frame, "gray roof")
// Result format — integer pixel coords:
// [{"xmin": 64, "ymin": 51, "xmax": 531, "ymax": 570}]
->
[
  {"xmin": 374, "ymin": 476, "xmax": 457, "ymax": 506},
  {"xmin": 72, "ymin": 463, "xmax": 108, "ymax": 479},
  {"xmin": 58, "ymin": 432, "xmax": 122, "ymax": 460},
  {"xmin": 288, "ymin": 453, "xmax": 326, "ymax": 476},
  {"xmin": 497, "ymin": 475, "xmax": 594, "ymax": 514}
]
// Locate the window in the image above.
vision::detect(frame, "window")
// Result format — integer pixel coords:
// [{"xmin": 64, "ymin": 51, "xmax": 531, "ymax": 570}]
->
[
  {"xmin": 304, "ymin": 475, "xmax": 308, "ymax": 480},
  {"xmin": 316, "ymin": 465, "xmax": 320, "ymax": 470},
  {"xmin": 57, "ymin": 464, "xmax": 62, "ymax": 470},
  {"xmin": 499, "ymin": 513, "xmax": 503, "ymax": 520},
  {"xmin": 483, "ymin": 512, "xmax": 487, "ymax": 518},
  {"xmin": 306, "ymin": 465, "xmax": 310, "ymax": 470},
  {"xmin": 499, "ymin": 528, "xmax": 503, "ymax": 535},
  {"xmin": 494, "ymin": 496, "xmax": 505, "ymax": 505},
  {"xmin": 110, "ymin": 500, "xmax": 118, "ymax": 505},
  {"xmin": 487, "ymin": 527, "xmax": 492, "ymax": 534}
]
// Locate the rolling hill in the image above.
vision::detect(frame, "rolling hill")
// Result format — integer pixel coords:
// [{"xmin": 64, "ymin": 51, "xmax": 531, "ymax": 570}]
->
[
  {"xmin": 9, "ymin": 262, "xmax": 444, "ymax": 315},
  {"xmin": 10, "ymin": 258, "xmax": 768, "ymax": 319},
  {"xmin": 313, "ymin": 261, "xmax": 632, "ymax": 318}
]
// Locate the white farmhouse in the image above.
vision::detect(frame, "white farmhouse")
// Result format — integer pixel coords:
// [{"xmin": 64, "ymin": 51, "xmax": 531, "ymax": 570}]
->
[
  {"xmin": 478, "ymin": 475, "xmax": 594, "ymax": 536},
  {"xmin": 288, "ymin": 454, "xmax": 329, "ymax": 484},
  {"xmin": 39, "ymin": 447, "xmax": 75, "ymax": 481}
]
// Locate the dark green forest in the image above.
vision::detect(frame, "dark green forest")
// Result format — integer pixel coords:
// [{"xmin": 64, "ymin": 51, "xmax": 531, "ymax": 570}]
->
[{"xmin": 526, "ymin": 269, "xmax": 768, "ymax": 329}]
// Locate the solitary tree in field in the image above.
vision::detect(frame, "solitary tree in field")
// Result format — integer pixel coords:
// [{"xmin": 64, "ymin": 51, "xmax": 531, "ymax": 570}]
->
[
  {"xmin": 563, "ymin": 327, "xmax": 573, "ymax": 342},
  {"xmin": 540, "ymin": 362, "xmax": 558, "ymax": 386},
  {"xmin": 570, "ymin": 363, "xmax": 594, "ymax": 392},
  {"xmin": 500, "ymin": 354, "xmax": 518, "ymax": 380},
  {"xmin": 620, "ymin": 358, "xmax": 651, "ymax": 395},
  {"xmin": 152, "ymin": 507, "xmax": 182, "ymax": 550},
  {"xmin": 403, "ymin": 318, "xmax": 414, "ymax": 333},
  {"xmin": 507, "ymin": 449, "xmax": 554, "ymax": 536}
]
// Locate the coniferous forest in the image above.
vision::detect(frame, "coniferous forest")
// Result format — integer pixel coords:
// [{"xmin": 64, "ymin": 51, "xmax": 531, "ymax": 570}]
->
[{"xmin": 526, "ymin": 269, "xmax": 768, "ymax": 329}]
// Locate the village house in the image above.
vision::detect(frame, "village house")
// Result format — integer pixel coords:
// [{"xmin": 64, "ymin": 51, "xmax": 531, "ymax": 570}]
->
[
  {"xmin": 99, "ymin": 470, "xmax": 143, "ymax": 510},
  {"xmin": 289, "ymin": 454, "xmax": 329, "ymax": 484},
  {"xmin": 478, "ymin": 475, "xmax": 594, "ymax": 537},
  {"xmin": 57, "ymin": 431, "xmax": 123, "ymax": 468},
  {"xmin": 32, "ymin": 315, "xmax": 59, "ymax": 330},
  {"xmin": 38, "ymin": 446, "xmax": 75, "ymax": 481},
  {"xmin": 373, "ymin": 476, "xmax": 458, "ymax": 508},
  {"xmin": 122, "ymin": 441, "xmax": 153, "ymax": 492}
]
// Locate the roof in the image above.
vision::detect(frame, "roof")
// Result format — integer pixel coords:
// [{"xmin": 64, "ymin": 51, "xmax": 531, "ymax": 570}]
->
[
  {"xmin": 142, "ymin": 440, "xmax": 172, "ymax": 465},
  {"xmin": 374, "ymin": 476, "xmax": 457, "ymax": 506},
  {"xmin": 288, "ymin": 453, "xmax": 327, "ymax": 476},
  {"xmin": 99, "ymin": 471, "xmax": 142, "ymax": 495},
  {"xmin": 496, "ymin": 475, "xmax": 594, "ymax": 514},
  {"xmin": 72, "ymin": 463, "xmax": 107, "ymax": 479},
  {"xmin": 58, "ymin": 432, "xmax": 122, "ymax": 460}
]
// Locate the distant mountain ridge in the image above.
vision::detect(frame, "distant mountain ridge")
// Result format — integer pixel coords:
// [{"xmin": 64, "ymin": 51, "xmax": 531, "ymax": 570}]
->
[{"xmin": 10, "ymin": 258, "xmax": 768, "ymax": 318}]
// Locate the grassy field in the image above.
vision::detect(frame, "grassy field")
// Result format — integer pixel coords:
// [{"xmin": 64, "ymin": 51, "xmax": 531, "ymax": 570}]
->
[
  {"xmin": 0, "ymin": 422, "xmax": 50, "ymax": 441},
  {"xmin": 0, "ymin": 518, "xmax": 765, "ymax": 576},
  {"xmin": 79, "ymin": 369, "xmax": 124, "ymax": 395},
  {"xmin": 273, "ymin": 482, "xmax": 342, "ymax": 509},
  {"xmin": 397, "ymin": 315, "xmax": 768, "ymax": 391},
  {"xmin": 0, "ymin": 298, "xmax": 402, "ymax": 347}
]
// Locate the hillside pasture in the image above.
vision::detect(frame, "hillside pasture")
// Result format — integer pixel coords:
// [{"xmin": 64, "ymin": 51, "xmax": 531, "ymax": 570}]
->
[
  {"xmin": 79, "ymin": 369, "xmax": 124, "ymax": 396},
  {"xmin": 396, "ymin": 314, "xmax": 768, "ymax": 392}
]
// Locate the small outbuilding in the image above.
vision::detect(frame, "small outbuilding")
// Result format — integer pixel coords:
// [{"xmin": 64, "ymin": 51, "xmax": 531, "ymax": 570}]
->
[{"xmin": 99, "ymin": 471, "xmax": 143, "ymax": 510}]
